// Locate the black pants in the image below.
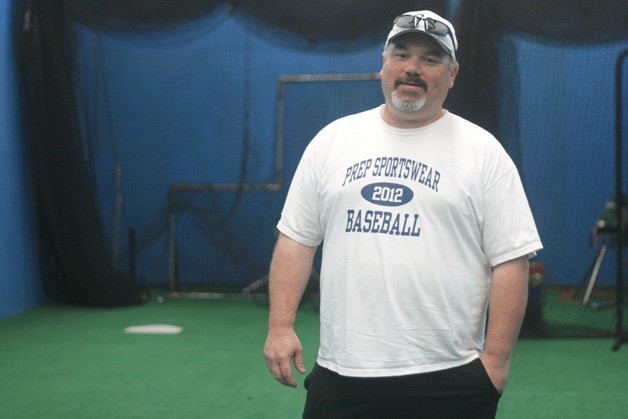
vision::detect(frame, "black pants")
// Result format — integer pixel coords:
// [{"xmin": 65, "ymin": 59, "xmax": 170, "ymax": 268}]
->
[{"xmin": 303, "ymin": 359, "xmax": 501, "ymax": 419}]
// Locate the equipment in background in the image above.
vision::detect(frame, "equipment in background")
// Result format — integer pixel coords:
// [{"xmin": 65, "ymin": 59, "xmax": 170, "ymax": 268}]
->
[{"xmin": 576, "ymin": 197, "xmax": 626, "ymax": 307}]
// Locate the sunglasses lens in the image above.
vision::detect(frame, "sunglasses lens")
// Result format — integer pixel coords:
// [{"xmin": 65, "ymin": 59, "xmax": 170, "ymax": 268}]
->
[
  {"xmin": 394, "ymin": 15, "xmax": 416, "ymax": 28},
  {"xmin": 429, "ymin": 21, "xmax": 450, "ymax": 36}
]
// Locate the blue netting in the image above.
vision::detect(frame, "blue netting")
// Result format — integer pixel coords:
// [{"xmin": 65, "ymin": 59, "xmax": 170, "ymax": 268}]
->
[
  {"xmin": 19, "ymin": 0, "xmax": 626, "ymax": 336},
  {"xmin": 73, "ymin": 9, "xmax": 386, "ymax": 287},
  {"xmin": 72, "ymin": 8, "xmax": 627, "ymax": 290}
]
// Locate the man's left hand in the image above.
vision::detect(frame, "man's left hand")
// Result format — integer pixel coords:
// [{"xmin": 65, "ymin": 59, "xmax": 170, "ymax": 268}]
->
[{"xmin": 479, "ymin": 353, "xmax": 510, "ymax": 394}]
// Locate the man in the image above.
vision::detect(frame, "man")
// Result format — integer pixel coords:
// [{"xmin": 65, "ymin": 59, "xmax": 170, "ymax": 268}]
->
[{"xmin": 264, "ymin": 10, "xmax": 542, "ymax": 418}]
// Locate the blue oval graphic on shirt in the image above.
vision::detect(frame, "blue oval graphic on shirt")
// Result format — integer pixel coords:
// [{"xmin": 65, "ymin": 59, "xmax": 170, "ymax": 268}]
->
[{"xmin": 361, "ymin": 183, "xmax": 413, "ymax": 207}]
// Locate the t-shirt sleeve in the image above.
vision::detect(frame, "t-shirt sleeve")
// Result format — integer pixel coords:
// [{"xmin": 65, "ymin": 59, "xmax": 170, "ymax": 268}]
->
[
  {"xmin": 481, "ymin": 164, "xmax": 543, "ymax": 267},
  {"xmin": 277, "ymin": 140, "xmax": 324, "ymax": 247}
]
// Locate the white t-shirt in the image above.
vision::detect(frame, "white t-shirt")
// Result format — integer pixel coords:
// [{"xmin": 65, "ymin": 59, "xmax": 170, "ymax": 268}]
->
[{"xmin": 277, "ymin": 107, "xmax": 542, "ymax": 377}]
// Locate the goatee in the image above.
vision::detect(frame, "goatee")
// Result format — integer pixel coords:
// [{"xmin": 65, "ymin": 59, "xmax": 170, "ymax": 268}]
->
[{"xmin": 391, "ymin": 91, "xmax": 427, "ymax": 112}]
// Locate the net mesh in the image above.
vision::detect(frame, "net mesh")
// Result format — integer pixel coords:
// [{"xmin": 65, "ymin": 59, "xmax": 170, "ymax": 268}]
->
[{"xmin": 21, "ymin": 0, "xmax": 627, "ymax": 336}]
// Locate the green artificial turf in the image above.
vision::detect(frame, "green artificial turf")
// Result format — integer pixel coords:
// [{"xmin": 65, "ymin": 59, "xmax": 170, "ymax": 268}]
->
[{"xmin": 0, "ymin": 294, "xmax": 626, "ymax": 418}]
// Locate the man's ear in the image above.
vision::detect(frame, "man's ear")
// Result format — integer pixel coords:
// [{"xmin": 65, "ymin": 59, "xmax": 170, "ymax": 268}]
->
[{"xmin": 449, "ymin": 62, "xmax": 459, "ymax": 88}]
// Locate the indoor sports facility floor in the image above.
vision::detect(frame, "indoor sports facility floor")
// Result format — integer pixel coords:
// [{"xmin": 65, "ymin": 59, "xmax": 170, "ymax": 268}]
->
[{"xmin": 0, "ymin": 293, "xmax": 626, "ymax": 419}]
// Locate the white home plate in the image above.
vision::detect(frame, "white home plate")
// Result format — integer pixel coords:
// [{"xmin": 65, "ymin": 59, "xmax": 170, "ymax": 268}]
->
[{"xmin": 124, "ymin": 324, "xmax": 183, "ymax": 335}]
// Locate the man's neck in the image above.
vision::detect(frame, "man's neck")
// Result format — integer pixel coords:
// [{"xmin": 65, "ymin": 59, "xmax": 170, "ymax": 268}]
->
[{"xmin": 381, "ymin": 105, "xmax": 446, "ymax": 129}]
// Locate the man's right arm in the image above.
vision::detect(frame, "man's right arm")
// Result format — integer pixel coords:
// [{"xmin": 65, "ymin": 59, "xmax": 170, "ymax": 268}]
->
[{"xmin": 264, "ymin": 232, "xmax": 317, "ymax": 388}]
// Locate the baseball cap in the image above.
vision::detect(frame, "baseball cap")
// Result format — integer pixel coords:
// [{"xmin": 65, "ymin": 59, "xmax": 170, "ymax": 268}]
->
[{"xmin": 386, "ymin": 11, "xmax": 458, "ymax": 61}]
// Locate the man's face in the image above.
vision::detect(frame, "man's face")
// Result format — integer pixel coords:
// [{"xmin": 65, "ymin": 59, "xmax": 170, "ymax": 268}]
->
[{"xmin": 381, "ymin": 33, "xmax": 458, "ymax": 124}]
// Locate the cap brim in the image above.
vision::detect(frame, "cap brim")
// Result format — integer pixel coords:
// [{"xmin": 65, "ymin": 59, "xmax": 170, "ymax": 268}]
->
[{"xmin": 387, "ymin": 29, "xmax": 455, "ymax": 60}]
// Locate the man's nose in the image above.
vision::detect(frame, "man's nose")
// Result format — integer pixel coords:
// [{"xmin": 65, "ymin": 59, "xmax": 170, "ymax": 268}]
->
[{"xmin": 404, "ymin": 58, "xmax": 422, "ymax": 76}]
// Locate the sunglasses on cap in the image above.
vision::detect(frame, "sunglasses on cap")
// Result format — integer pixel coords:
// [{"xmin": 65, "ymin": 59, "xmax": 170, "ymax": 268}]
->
[{"xmin": 393, "ymin": 14, "xmax": 456, "ymax": 50}]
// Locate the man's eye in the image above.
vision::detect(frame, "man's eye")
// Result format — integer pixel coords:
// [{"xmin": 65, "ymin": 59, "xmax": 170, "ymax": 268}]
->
[{"xmin": 425, "ymin": 56, "xmax": 441, "ymax": 64}]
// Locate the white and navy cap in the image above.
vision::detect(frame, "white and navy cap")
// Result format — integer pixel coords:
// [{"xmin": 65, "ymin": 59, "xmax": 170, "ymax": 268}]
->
[{"xmin": 386, "ymin": 10, "xmax": 458, "ymax": 61}]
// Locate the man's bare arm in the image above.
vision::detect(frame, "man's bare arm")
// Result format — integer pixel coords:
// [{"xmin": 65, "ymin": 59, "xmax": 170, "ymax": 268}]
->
[
  {"xmin": 264, "ymin": 232, "xmax": 317, "ymax": 387},
  {"xmin": 481, "ymin": 255, "xmax": 529, "ymax": 393}
]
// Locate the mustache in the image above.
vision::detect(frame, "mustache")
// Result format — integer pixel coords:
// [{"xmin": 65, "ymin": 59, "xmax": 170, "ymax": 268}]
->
[{"xmin": 395, "ymin": 78, "xmax": 427, "ymax": 90}]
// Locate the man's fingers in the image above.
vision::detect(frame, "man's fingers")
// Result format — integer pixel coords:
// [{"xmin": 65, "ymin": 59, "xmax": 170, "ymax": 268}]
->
[
  {"xmin": 266, "ymin": 356, "xmax": 296, "ymax": 387},
  {"xmin": 266, "ymin": 355, "xmax": 305, "ymax": 387},
  {"xmin": 294, "ymin": 348, "xmax": 306, "ymax": 374},
  {"xmin": 266, "ymin": 360, "xmax": 281, "ymax": 383},
  {"xmin": 279, "ymin": 359, "xmax": 297, "ymax": 387}
]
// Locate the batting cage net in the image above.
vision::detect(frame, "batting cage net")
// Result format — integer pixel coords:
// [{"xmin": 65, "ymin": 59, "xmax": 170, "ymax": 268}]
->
[{"xmin": 16, "ymin": 0, "xmax": 627, "ymax": 339}]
